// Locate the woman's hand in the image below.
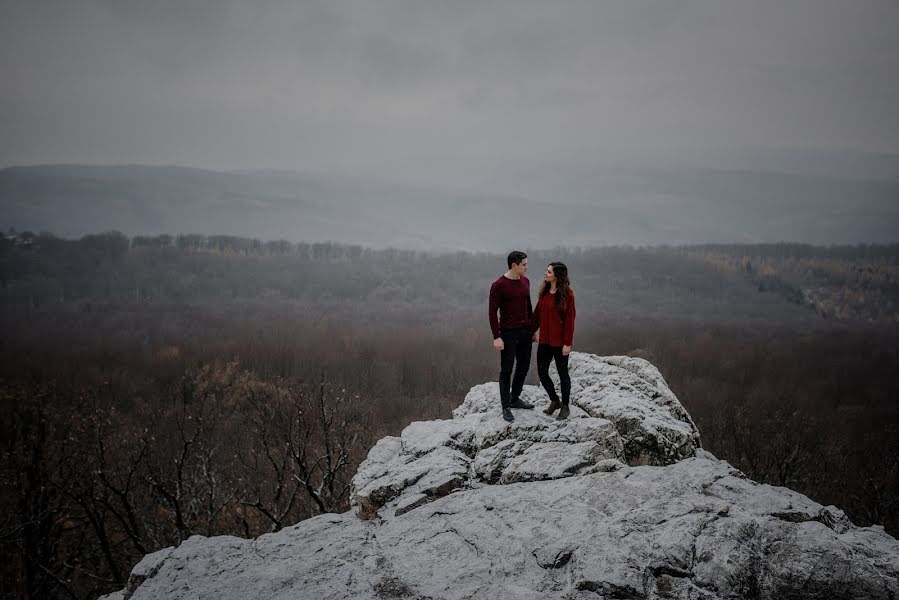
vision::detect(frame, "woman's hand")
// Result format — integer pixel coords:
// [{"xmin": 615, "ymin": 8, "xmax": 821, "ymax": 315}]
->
[{"xmin": 562, "ymin": 345, "xmax": 571, "ymax": 356}]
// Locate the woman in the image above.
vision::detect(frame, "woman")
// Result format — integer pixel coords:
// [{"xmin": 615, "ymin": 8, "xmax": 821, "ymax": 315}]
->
[{"xmin": 530, "ymin": 261, "xmax": 576, "ymax": 419}]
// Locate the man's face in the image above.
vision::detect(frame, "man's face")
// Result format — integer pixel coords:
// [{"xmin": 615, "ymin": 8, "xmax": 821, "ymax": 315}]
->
[{"xmin": 512, "ymin": 258, "xmax": 528, "ymax": 276}]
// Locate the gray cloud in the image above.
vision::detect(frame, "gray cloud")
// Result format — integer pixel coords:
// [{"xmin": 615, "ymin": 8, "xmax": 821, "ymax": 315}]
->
[{"xmin": 1, "ymin": 0, "xmax": 898, "ymax": 182}]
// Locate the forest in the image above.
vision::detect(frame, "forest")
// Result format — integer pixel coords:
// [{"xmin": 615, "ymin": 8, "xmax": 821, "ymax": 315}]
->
[{"xmin": 2, "ymin": 231, "xmax": 898, "ymax": 600}]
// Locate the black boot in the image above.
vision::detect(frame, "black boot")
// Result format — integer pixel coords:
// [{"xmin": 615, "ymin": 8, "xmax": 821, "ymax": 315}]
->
[
  {"xmin": 557, "ymin": 405, "xmax": 570, "ymax": 420},
  {"xmin": 543, "ymin": 400, "xmax": 560, "ymax": 415},
  {"xmin": 508, "ymin": 398, "xmax": 534, "ymax": 409},
  {"xmin": 502, "ymin": 407, "xmax": 515, "ymax": 422}
]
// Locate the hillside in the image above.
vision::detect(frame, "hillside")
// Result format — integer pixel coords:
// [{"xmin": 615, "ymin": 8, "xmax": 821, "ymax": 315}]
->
[{"xmin": 3, "ymin": 164, "xmax": 898, "ymax": 250}]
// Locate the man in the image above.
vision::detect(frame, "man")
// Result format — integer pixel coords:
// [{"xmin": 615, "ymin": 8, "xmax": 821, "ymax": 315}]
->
[{"xmin": 489, "ymin": 250, "xmax": 535, "ymax": 422}]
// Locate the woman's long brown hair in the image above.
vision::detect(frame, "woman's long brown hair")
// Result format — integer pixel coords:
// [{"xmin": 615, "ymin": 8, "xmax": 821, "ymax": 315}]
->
[{"xmin": 537, "ymin": 261, "xmax": 572, "ymax": 311}]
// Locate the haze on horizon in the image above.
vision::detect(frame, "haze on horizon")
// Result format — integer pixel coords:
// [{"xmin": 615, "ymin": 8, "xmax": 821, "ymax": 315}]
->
[{"xmin": 1, "ymin": 0, "xmax": 898, "ymax": 245}]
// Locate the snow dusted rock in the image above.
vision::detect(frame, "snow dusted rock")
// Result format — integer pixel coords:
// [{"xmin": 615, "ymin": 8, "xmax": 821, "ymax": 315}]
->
[
  {"xmin": 107, "ymin": 458, "xmax": 899, "ymax": 600},
  {"xmin": 106, "ymin": 353, "xmax": 899, "ymax": 600},
  {"xmin": 353, "ymin": 353, "xmax": 692, "ymax": 517},
  {"xmin": 124, "ymin": 548, "xmax": 172, "ymax": 598},
  {"xmin": 455, "ymin": 353, "xmax": 700, "ymax": 465},
  {"xmin": 566, "ymin": 353, "xmax": 701, "ymax": 465},
  {"xmin": 352, "ymin": 381, "xmax": 625, "ymax": 517}
]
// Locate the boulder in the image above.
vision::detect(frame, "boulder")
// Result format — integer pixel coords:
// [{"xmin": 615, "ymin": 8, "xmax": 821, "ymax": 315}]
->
[{"xmin": 108, "ymin": 458, "xmax": 899, "ymax": 600}]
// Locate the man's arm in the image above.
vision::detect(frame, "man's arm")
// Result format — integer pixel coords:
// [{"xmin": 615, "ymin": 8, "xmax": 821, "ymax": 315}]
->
[
  {"xmin": 526, "ymin": 277, "xmax": 533, "ymax": 321},
  {"xmin": 489, "ymin": 281, "xmax": 504, "ymax": 349}
]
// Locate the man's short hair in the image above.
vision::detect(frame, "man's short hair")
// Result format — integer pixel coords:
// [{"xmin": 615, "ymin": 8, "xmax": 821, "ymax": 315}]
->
[{"xmin": 507, "ymin": 250, "xmax": 527, "ymax": 269}]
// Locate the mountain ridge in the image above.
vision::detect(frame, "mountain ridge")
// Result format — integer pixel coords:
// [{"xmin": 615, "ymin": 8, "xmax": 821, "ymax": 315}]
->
[{"xmin": 3, "ymin": 163, "xmax": 898, "ymax": 250}]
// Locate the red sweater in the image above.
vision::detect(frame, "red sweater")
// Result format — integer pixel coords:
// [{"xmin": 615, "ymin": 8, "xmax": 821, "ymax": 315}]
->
[
  {"xmin": 530, "ymin": 289, "xmax": 576, "ymax": 347},
  {"xmin": 489, "ymin": 275, "xmax": 532, "ymax": 339}
]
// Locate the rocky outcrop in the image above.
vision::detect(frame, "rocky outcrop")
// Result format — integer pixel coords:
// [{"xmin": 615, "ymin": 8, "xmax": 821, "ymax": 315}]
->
[
  {"xmin": 353, "ymin": 353, "xmax": 699, "ymax": 518},
  {"xmin": 104, "ymin": 353, "xmax": 899, "ymax": 600}
]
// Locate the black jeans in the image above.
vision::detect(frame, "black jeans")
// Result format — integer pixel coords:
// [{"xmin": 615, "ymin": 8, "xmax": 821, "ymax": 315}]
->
[
  {"xmin": 499, "ymin": 327, "xmax": 532, "ymax": 409},
  {"xmin": 537, "ymin": 344, "xmax": 570, "ymax": 405}
]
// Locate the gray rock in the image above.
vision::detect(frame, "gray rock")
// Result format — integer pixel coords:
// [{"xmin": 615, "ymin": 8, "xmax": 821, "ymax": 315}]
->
[
  {"xmin": 354, "ymin": 444, "xmax": 471, "ymax": 516},
  {"xmin": 473, "ymin": 438, "xmax": 533, "ymax": 483},
  {"xmin": 352, "ymin": 401, "xmax": 626, "ymax": 516},
  {"xmin": 393, "ymin": 493, "xmax": 429, "ymax": 517},
  {"xmin": 110, "ymin": 458, "xmax": 899, "ymax": 600},
  {"xmin": 105, "ymin": 353, "xmax": 898, "ymax": 600},
  {"xmin": 566, "ymin": 353, "xmax": 701, "ymax": 464},
  {"xmin": 352, "ymin": 353, "xmax": 688, "ymax": 517},
  {"xmin": 124, "ymin": 547, "xmax": 172, "ymax": 599},
  {"xmin": 500, "ymin": 441, "xmax": 612, "ymax": 483}
]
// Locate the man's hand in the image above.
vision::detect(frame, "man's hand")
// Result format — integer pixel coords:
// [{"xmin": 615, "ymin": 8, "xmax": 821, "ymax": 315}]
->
[
  {"xmin": 532, "ymin": 333, "xmax": 538, "ymax": 343},
  {"xmin": 562, "ymin": 345, "xmax": 571, "ymax": 356},
  {"xmin": 493, "ymin": 338, "xmax": 504, "ymax": 351}
]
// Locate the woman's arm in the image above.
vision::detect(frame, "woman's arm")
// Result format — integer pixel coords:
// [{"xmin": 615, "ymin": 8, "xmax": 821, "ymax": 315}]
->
[
  {"xmin": 529, "ymin": 295, "xmax": 542, "ymax": 342},
  {"xmin": 562, "ymin": 291, "xmax": 576, "ymax": 349},
  {"xmin": 530, "ymin": 295, "xmax": 542, "ymax": 332}
]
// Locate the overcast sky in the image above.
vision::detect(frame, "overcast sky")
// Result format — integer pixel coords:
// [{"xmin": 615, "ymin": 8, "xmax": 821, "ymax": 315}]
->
[{"xmin": 2, "ymin": 0, "xmax": 898, "ymax": 185}]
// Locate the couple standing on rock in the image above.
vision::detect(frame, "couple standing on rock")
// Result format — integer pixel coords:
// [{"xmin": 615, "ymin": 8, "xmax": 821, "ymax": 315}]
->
[{"xmin": 489, "ymin": 250, "xmax": 576, "ymax": 423}]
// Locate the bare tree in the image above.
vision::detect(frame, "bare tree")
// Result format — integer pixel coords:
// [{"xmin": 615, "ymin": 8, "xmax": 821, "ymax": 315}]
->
[
  {"xmin": 142, "ymin": 362, "xmax": 244, "ymax": 542},
  {"xmin": 238, "ymin": 373, "xmax": 370, "ymax": 526}
]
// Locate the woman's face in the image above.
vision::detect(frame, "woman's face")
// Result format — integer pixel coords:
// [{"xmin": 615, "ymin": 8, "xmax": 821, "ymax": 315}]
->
[{"xmin": 544, "ymin": 265, "xmax": 556, "ymax": 283}]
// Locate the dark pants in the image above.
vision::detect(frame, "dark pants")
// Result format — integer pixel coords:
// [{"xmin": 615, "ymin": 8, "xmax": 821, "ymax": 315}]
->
[
  {"xmin": 537, "ymin": 344, "xmax": 570, "ymax": 405},
  {"xmin": 499, "ymin": 327, "xmax": 532, "ymax": 409}
]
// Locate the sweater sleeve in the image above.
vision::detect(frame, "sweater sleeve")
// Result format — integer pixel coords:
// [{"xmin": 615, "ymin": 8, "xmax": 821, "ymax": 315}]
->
[
  {"xmin": 489, "ymin": 280, "xmax": 501, "ymax": 339},
  {"xmin": 530, "ymin": 295, "xmax": 541, "ymax": 333},
  {"xmin": 563, "ymin": 291, "xmax": 576, "ymax": 346},
  {"xmin": 526, "ymin": 278, "xmax": 533, "ymax": 321}
]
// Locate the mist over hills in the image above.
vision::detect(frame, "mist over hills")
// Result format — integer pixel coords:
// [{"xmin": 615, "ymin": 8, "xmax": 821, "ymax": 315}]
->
[{"xmin": 1, "ymin": 162, "xmax": 897, "ymax": 250}]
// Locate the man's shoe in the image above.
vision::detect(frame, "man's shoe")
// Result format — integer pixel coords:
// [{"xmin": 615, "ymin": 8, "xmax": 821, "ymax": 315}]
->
[
  {"xmin": 502, "ymin": 408, "xmax": 515, "ymax": 422},
  {"xmin": 508, "ymin": 398, "xmax": 534, "ymax": 410},
  {"xmin": 543, "ymin": 400, "xmax": 560, "ymax": 415},
  {"xmin": 556, "ymin": 405, "xmax": 570, "ymax": 420}
]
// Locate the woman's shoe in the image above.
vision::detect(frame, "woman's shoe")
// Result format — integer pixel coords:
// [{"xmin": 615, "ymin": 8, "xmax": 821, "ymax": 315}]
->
[
  {"xmin": 543, "ymin": 400, "xmax": 560, "ymax": 415},
  {"xmin": 557, "ymin": 405, "xmax": 570, "ymax": 420}
]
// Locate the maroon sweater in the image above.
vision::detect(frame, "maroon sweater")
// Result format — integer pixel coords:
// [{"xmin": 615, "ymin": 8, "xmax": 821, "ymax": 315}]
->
[
  {"xmin": 489, "ymin": 275, "xmax": 532, "ymax": 338},
  {"xmin": 530, "ymin": 289, "xmax": 576, "ymax": 347}
]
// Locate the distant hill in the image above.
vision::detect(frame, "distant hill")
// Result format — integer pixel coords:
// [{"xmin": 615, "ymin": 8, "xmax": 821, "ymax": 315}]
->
[{"xmin": 1, "ymin": 164, "xmax": 897, "ymax": 250}]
